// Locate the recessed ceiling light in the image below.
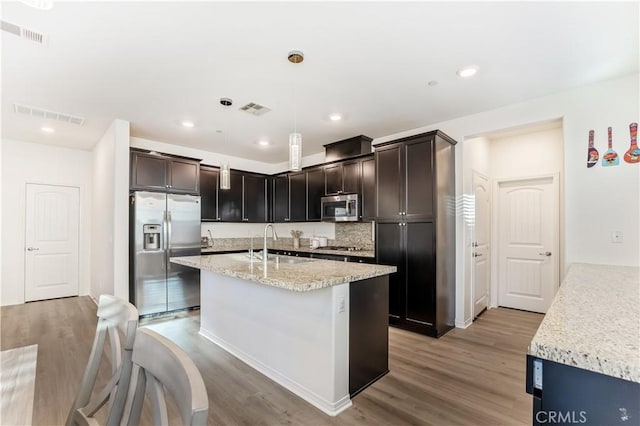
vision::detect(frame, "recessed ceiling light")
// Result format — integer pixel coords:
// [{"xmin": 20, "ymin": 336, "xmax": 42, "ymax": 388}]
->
[
  {"xmin": 457, "ymin": 65, "xmax": 479, "ymax": 78},
  {"xmin": 257, "ymin": 140, "xmax": 270, "ymax": 147},
  {"xmin": 41, "ymin": 126, "xmax": 55, "ymax": 133},
  {"xmin": 181, "ymin": 120, "xmax": 195, "ymax": 128},
  {"xmin": 329, "ymin": 113, "xmax": 342, "ymax": 121}
]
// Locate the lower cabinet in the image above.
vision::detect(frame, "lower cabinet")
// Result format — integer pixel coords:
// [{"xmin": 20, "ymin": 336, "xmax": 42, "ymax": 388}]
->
[
  {"xmin": 349, "ymin": 275, "xmax": 388, "ymax": 397},
  {"xmin": 376, "ymin": 221, "xmax": 453, "ymax": 337},
  {"xmin": 526, "ymin": 356, "xmax": 640, "ymax": 426}
]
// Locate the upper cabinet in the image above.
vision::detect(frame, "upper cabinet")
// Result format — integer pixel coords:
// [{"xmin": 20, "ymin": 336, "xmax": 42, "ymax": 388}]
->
[
  {"xmin": 289, "ymin": 172, "xmax": 307, "ymax": 222},
  {"xmin": 306, "ymin": 167, "xmax": 324, "ymax": 221},
  {"xmin": 200, "ymin": 166, "xmax": 219, "ymax": 221},
  {"xmin": 130, "ymin": 150, "xmax": 200, "ymax": 194},
  {"xmin": 360, "ymin": 155, "xmax": 376, "ymax": 220},
  {"xmin": 271, "ymin": 175, "xmax": 290, "ymax": 222},
  {"xmin": 375, "ymin": 136, "xmax": 434, "ymax": 220},
  {"xmin": 323, "ymin": 159, "xmax": 361, "ymax": 195},
  {"xmin": 242, "ymin": 173, "xmax": 268, "ymax": 222},
  {"xmin": 202, "ymin": 168, "xmax": 268, "ymax": 222},
  {"xmin": 217, "ymin": 171, "xmax": 243, "ymax": 222}
]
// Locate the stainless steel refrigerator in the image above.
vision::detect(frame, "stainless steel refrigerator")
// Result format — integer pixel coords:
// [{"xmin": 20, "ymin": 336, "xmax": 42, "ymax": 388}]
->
[{"xmin": 130, "ymin": 191, "xmax": 201, "ymax": 316}]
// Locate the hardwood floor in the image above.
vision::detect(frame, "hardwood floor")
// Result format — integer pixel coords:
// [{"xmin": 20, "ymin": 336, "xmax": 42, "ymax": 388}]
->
[{"xmin": 1, "ymin": 297, "xmax": 543, "ymax": 425}]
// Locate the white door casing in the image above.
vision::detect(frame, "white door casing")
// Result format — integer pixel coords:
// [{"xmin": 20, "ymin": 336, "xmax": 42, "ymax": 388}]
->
[
  {"xmin": 472, "ymin": 171, "xmax": 490, "ymax": 318},
  {"xmin": 25, "ymin": 184, "xmax": 80, "ymax": 302},
  {"xmin": 496, "ymin": 175, "xmax": 559, "ymax": 313}
]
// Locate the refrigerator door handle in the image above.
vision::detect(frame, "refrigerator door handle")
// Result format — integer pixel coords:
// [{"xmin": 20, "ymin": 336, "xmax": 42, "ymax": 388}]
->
[
  {"xmin": 163, "ymin": 210, "xmax": 168, "ymax": 251},
  {"xmin": 167, "ymin": 211, "xmax": 173, "ymax": 252}
]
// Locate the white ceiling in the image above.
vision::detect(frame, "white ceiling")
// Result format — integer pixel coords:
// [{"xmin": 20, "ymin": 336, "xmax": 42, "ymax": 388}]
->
[{"xmin": 2, "ymin": 1, "xmax": 638, "ymax": 163}]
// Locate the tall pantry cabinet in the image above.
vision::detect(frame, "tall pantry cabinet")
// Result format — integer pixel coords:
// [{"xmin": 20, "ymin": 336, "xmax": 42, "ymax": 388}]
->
[{"xmin": 375, "ymin": 130, "xmax": 456, "ymax": 337}]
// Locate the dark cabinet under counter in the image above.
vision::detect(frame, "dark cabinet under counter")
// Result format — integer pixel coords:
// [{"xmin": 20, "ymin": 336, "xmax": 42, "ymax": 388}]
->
[{"xmin": 349, "ymin": 275, "xmax": 389, "ymax": 397}]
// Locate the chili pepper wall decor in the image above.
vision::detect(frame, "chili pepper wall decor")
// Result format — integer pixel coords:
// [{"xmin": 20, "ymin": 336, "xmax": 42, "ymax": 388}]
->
[{"xmin": 623, "ymin": 122, "xmax": 639, "ymax": 164}]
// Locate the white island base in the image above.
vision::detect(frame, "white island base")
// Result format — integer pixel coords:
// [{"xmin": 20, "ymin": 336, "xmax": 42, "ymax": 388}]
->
[{"xmin": 199, "ymin": 270, "xmax": 352, "ymax": 416}]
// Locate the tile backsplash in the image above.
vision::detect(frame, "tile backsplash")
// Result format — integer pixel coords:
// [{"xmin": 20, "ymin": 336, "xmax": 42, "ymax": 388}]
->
[
  {"xmin": 333, "ymin": 222, "xmax": 375, "ymax": 249},
  {"xmin": 201, "ymin": 221, "xmax": 374, "ymax": 249}
]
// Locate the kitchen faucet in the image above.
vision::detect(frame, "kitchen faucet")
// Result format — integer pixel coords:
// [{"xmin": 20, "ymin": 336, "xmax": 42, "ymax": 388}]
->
[{"xmin": 263, "ymin": 223, "xmax": 278, "ymax": 269}]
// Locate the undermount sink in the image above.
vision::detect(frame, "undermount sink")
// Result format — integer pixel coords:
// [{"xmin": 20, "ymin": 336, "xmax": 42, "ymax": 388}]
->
[
  {"xmin": 233, "ymin": 253, "xmax": 315, "ymax": 265},
  {"xmin": 274, "ymin": 256, "xmax": 314, "ymax": 264}
]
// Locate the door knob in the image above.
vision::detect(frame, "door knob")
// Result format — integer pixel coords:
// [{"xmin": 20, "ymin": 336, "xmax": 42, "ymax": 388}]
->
[
  {"xmin": 473, "ymin": 252, "xmax": 482, "ymax": 257},
  {"xmin": 26, "ymin": 247, "xmax": 39, "ymax": 251},
  {"xmin": 539, "ymin": 251, "xmax": 552, "ymax": 256}
]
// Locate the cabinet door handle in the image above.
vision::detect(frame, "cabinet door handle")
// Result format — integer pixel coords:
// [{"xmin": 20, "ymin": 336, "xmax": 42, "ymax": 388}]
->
[
  {"xmin": 26, "ymin": 247, "xmax": 39, "ymax": 251},
  {"xmin": 473, "ymin": 252, "xmax": 482, "ymax": 257},
  {"xmin": 539, "ymin": 251, "xmax": 552, "ymax": 256}
]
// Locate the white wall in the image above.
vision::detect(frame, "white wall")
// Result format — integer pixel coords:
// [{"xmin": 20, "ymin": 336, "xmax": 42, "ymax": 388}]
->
[
  {"xmin": 0, "ymin": 139, "xmax": 93, "ymax": 306},
  {"xmin": 91, "ymin": 120, "xmax": 130, "ymax": 300},
  {"xmin": 490, "ymin": 125, "xmax": 564, "ymax": 178},
  {"xmin": 487, "ymin": 124, "xmax": 565, "ymax": 313},
  {"xmin": 372, "ymin": 73, "xmax": 640, "ymax": 327},
  {"xmin": 131, "ymin": 137, "xmax": 327, "ymax": 175}
]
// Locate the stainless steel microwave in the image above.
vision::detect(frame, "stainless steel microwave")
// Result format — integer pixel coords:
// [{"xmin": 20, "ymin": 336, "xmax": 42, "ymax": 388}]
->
[{"xmin": 321, "ymin": 194, "xmax": 359, "ymax": 222}]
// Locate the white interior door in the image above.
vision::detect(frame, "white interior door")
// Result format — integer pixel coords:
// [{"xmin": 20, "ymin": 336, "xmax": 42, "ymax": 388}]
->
[
  {"xmin": 497, "ymin": 176, "xmax": 558, "ymax": 313},
  {"xmin": 472, "ymin": 172, "xmax": 490, "ymax": 318},
  {"xmin": 25, "ymin": 184, "xmax": 80, "ymax": 302}
]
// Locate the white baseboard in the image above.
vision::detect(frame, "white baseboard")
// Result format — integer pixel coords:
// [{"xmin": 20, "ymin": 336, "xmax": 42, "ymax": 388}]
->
[
  {"xmin": 455, "ymin": 318, "xmax": 473, "ymax": 329},
  {"xmin": 199, "ymin": 328, "xmax": 352, "ymax": 417}
]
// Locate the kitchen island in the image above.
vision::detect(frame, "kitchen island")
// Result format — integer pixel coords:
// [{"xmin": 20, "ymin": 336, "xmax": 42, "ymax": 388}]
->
[
  {"xmin": 526, "ymin": 263, "xmax": 639, "ymax": 425},
  {"xmin": 171, "ymin": 253, "xmax": 396, "ymax": 416}
]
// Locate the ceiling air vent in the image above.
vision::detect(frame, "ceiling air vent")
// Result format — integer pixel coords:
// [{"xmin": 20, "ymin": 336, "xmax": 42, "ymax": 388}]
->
[
  {"xmin": 239, "ymin": 102, "xmax": 271, "ymax": 116},
  {"xmin": 1, "ymin": 20, "xmax": 48, "ymax": 46},
  {"xmin": 14, "ymin": 103, "xmax": 85, "ymax": 126}
]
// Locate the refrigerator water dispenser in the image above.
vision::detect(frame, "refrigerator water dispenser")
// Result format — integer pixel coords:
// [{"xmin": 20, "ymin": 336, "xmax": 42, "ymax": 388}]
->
[{"xmin": 143, "ymin": 224, "xmax": 161, "ymax": 250}]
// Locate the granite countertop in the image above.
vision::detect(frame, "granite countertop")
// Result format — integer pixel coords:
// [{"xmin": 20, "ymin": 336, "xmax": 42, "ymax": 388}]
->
[
  {"xmin": 528, "ymin": 263, "xmax": 640, "ymax": 383},
  {"xmin": 200, "ymin": 243, "xmax": 375, "ymax": 258},
  {"xmin": 171, "ymin": 253, "xmax": 395, "ymax": 292}
]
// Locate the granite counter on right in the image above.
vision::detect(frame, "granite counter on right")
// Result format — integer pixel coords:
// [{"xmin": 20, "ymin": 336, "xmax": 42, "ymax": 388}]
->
[{"xmin": 525, "ymin": 263, "xmax": 639, "ymax": 425}]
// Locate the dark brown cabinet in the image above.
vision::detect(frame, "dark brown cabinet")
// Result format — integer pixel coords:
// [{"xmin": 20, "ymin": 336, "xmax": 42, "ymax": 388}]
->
[
  {"xmin": 376, "ymin": 138, "xmax": 433, "ymax": 220},
  {"xmin": 218, "ymin": 171, "xmax": 243, "ymax": 221},
  {"xmin": 271, "ymin": 175, "xmax": 290, "ymax": 222},
  {"xmin": 200, "ymin": 167, "xmax": 219, "ymax": 221},
  {"xmin": 306, "ymin": 167, "xmax": 324, "ymax": 221},
  {"xmin": 201, "ymin": 167, "xmax": 267, "ymax": 222},
  {"xmin": 375, "ymin": 130, "xmax": 456, "ymax": 338},
  {"xmin": 361, "ymin": 156, "xmax": 376, "ymax": 220},
  {"xmin": 130, "ymin": 151, "xmax": 200, "ymax": 194},
  {"xmin": 289, "ymin": 172, "xmax": 307, "ymax": 222},
  {"xmin": 324, "ymin": 160, "xmax": 360, "ymax": 195},
  {"xmin": 242, "ymin": 174, "xmax": 267, "ymax": 222},
  {"xmin": 324, "ymin": 163, "xmax": 342, "ymax": 195}
]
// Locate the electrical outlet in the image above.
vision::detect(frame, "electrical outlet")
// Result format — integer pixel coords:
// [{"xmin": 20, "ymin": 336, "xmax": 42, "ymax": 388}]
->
[
  {"xmin": 533, "ymin": 359, "xmax": 543, "ymax": 390},
  {"xmin": 611, "ymin": 231, "xmax": 623, "ymax": 243}
]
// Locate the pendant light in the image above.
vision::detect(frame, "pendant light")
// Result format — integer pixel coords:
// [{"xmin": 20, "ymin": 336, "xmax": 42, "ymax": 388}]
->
[
  {"xmin": 220, "ymin": 163, "xmax": 231, "ymax": 190},
  {"xmin": 288, "ymin": 50, "xmax": 304, "ymax": 171},
  {"xmin": 219, "ymin": 97, "xmax": 233, "ymax": 190}
]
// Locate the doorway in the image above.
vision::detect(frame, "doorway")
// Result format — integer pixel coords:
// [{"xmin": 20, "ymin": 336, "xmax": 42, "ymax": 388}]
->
[
  {"xmin": 495, "ymin": 175, "xmax": 559, "ymax": 313},
  {"xmin": 472, "ymin": 171, "xmax": 490, "ymax": 318},
  {"xmin": 24, "ymin": 184, "xmax": 80, "ymax": 301}
]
